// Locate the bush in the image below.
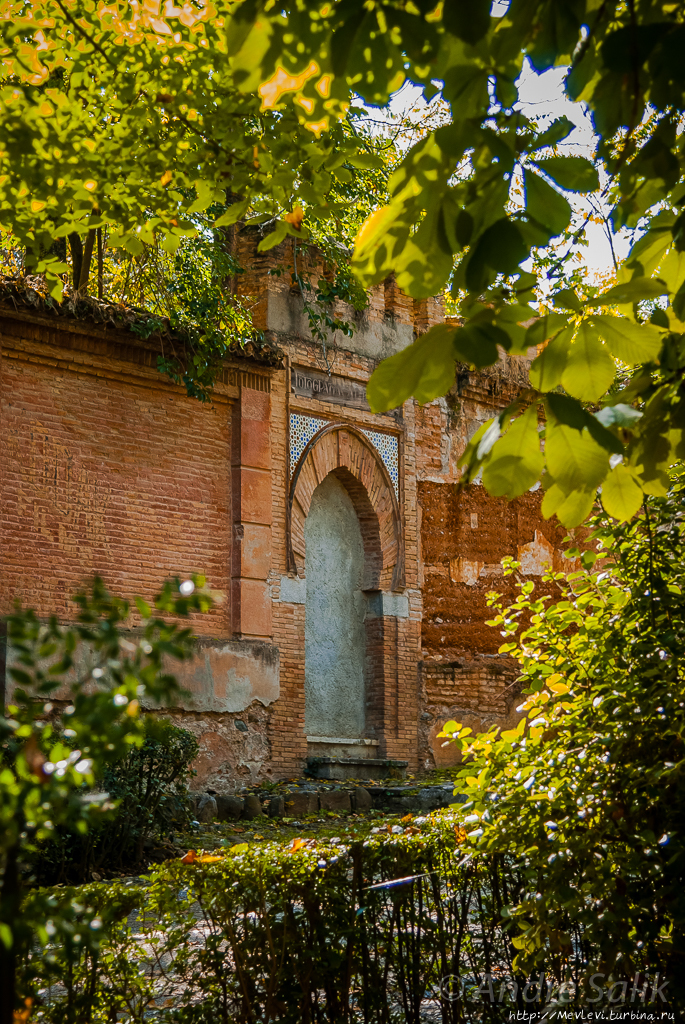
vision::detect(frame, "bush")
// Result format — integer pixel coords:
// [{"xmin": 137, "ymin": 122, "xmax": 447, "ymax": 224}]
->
[
  {"xmin": 441, "ymin": 470, "xmax": 685, "ymax": 1008},
  {"xmin": 20, "ymin": 812, "xmax": 676, "ymax": 1021},
  {"xmin": 31, "ymin": 716, "xmax": 199, "ymax": 885},
  {"xmin": 0, "ymin": 575, "xmax": 213, "ymax": 1020}
]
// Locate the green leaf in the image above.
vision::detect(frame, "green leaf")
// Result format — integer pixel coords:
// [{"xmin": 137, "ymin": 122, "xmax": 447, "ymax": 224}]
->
[
  {"xmin": 442, "ymin": 65, "xmax": 490, "ymax": 116},
  {"xmin": 541, "ymin": 484, "xmax": 596, "ymax": 527},
  {"xmin": 561, "ymin": 322, "xmax": 616, "ymax": 402},
  {"xmin": 594, "ymin": 404, "xmax": 643, "ymax": 429},
  {"xmin": 187, "ymin": 179, "xmax": 216, "ymax": 215},
  {"xmin": 466, "ymin": 218, "xmax": 528, "ymax": 291},
  {"xmin": 529, "ymin": 326, "xmax": 573, "ymax": 391},
  {"xmin": 673, "ymin": 278, "xmax": 685, "ymax": 321},
  {"xmin": 587, "ymin": 276, "xmax": 668, "ymax": 306},
  {"xmin": 453, "ymin": 323, "xmax": 507, "ymax": 367},
  {"xmin": 443, "ymin": 0, "xmax": 491, "ymax": 45},
  {"xmin": 482, "ymin": 406, "xmax": 544, "ymax": 499},
  {"xmin": 601, "ymin": 464, "xmax": 643, "ymax": 521},
  {"xmin": 395, "ymin": 202, "xmax": 457, "ymax": 297},
  {"xmin": 366, "ymin": 323, "xmax": 457, "ymax": 412},
  {"xmin": 214, "ymin": 198, "xmax": 250, "ymax": 227},
  {"xmin": 546, "ymin": 421, "xmax": 611, "ymax": 493},
  {"xmin": 524, "ymin": 170, "xmax": 572, "ymax": 239},
  {"xmin": 552, "ymin": 288, "xmax": 583, "ymax": 313},
  {"xmin": 135, "ymin": 597, "xmax": 152, "ymax": 619},
  {"xmin": 547, "ymin": 393, "xmax": 623, "ymax": 454},
  {"xmin": 590, "ymin": 315, "xmax": 663, "ymax": 364},
  {"xmin": 530, "ymin": 116, "xmax": 575, "ymax": 151},
  {"xmin": 347, "ymin": 151, "xmax": 384, "ymax": 169},
  {"xmin": 533, "ymin": 156, "xmax": 600, "ymax": 192},
  {"xmin": 257, "ymin": 220, "xmax": 292, "ymax": 251}
]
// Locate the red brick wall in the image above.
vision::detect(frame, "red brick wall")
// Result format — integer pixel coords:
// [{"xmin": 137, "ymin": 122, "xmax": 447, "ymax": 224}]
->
[{"xmin": 0, "ymin": 316, "xmax": 232, "ymax": 635}]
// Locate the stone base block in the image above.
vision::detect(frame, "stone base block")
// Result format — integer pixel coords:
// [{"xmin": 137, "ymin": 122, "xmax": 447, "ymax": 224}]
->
[
  {"xmin": 284, "ymin": 791, "xmax": 319, "ymax": 817},
  {"xmin": 319, "ymin": 790, "xmax": 351, "ymax": 813},
  {"xmin": 216, "ymin": 794, "xmax": 245, "ymax": 820},
  {"xmin": 306, "ymin": 757, "xmax": 408, "ymax": 782}
]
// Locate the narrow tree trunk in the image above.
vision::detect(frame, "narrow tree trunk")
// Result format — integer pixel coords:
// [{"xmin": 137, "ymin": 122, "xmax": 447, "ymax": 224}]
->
[
  {"xmin": 97, "ymin": 227, "xmax": 103, "ymax": 299},
  {"xmin": 78, "ymin": 228, "xmax": 96, "ymax": 292},
  {"xmin": 68, "ymin": 233, "xmax": 83, "ymax": 291},
  {"xmin": 0, "ymin": 619, "xmax": 6, "ymax": 710},
  {"xmin": 0, "ymin": 845, "xmax": 20, "ymax": 1024}
]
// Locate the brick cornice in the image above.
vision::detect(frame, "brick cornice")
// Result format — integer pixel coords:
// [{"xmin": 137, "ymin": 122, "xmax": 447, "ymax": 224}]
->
[{"xmin": 0, "ymin": 310, "xmax": 278, "ymax": 402}]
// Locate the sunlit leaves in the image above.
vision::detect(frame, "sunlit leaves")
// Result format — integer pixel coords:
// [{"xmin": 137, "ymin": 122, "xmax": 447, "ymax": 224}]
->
[
  {"xmin": 590, "ymin": 315, "xmax": 663, "ymax": 364},
  {"xmin": 587, "ymin": 276, "xmax": 667, "ymax": 306},
  {"xmin": 601, "ymin": 464, "xmax": 643, "ymax": 521},
  {"xmin": 545, "ymin": 420, "xmax": 611, "ymax": 494},
  {"xmin": 464, "ymin": 218, "xmax": 528, "ymax": 292},
  {"xmin": 481, "ymin": 406, "xmax": 544, "ymax": 500},
  {"xmin": 561, "ymin": 322, "xmax": 615, "ymax": 402},
  {"xmin": 524, "ymin": 169, "xmax": 572, "ymax": 241},
  {"xmin": 529, "ymin": 327, "xmax": 573, "ymax": 391},
  {"xmin": 366, "ymin": 322, "xmax": 458, "ymax": 412}
]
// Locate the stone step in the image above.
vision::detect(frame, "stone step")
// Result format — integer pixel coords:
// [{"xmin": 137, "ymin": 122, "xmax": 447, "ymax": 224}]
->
[{"xmin": 306, "ymin": 756, "xmax": 408, "ymax": 781}]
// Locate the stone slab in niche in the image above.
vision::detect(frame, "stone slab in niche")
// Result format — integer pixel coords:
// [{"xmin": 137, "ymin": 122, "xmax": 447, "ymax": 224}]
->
[{"xmin": 306, "ymin": 756, "xmax": 408, "ymax": 781}]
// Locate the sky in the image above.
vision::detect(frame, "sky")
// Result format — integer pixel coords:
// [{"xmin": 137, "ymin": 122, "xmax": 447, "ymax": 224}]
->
[{"xmin": 371, "ymin": 60, "xmax": 634, "ymax": 286}]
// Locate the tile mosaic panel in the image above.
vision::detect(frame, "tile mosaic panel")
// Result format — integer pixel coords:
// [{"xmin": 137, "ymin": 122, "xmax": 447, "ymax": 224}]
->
[
  {"xmin": 289, "ymin": 413, "xmax": 329, "ymax": 475},
  {"xmin": 362, "ymin": 429, "xmax": 399, "ymax": 497},
  {"xmin": 288, "ymin": 413, "xmax": 399, "ymax": 498}
]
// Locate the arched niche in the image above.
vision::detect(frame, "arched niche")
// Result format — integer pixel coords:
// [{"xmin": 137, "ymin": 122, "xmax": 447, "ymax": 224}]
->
[{"xmin": 287, "ymin": 423, "xmax": 402, "ymax": 591}]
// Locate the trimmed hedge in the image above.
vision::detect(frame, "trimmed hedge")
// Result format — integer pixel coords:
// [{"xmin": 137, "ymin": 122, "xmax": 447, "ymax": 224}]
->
[{"xmin": 20, "ymin": 811, "xmax": 660, "ymax": 1022}]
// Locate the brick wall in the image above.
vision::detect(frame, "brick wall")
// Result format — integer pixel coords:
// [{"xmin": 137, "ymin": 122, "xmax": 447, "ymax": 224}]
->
[
  {"xmin": 0, "ymin": 314, "xmax": 233, "ymax": 635},
  {"xmin": 0, "ymin": 235, "xmax": 573, "ymax": 786}
]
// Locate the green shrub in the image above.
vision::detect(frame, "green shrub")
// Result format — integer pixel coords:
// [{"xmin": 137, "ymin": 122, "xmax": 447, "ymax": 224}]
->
[
  {"xmin": 19, "ymin": 814, "xmax": 674, "ymax": 1021},
  {"xmin": 441, "ymin": 469, "xmax": 685, "ymax": 1007},
  {"xmin": 0, "ymin": 575, "xmax": 213, "ymax": 1019},
  {"xmin": 31, "ymin": 716, "xmax": 199, "ymax": 885}
]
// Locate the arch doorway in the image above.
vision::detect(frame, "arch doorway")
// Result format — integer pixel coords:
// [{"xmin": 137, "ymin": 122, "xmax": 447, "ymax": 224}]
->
[{"xmin": 304, "ymin": 473, "xmax": 366, "ymax": 739}]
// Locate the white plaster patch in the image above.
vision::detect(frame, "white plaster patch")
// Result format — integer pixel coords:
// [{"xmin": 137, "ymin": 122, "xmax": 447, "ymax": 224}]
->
[
  {"xmin": 279, "ymin": 574, "xmax": 306, "ymax": 604},
  {"xmin": 450, "ymin": 557, "xmax": 484, "ymax": 586},
  {"xmin": 365, "ymin": 591, "xmax": 410, "ymax": 618},
  {"xmin": 173, "ymin": 640, "xmax": 280, "ymax": 713},
  {"xmin": 518, "ymin": 530, "xmax": 554, "ymax": 575}
]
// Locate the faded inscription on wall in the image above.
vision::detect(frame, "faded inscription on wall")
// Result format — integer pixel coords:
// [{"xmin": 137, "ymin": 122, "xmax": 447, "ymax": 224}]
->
[{"xmin": 291, "ymin": 367, "xmax": 370, "ymax": 411}]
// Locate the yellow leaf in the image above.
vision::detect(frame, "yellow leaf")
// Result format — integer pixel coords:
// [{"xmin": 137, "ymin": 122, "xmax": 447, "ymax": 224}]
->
[
  {"xmin": 160, "ymin": 169, "xmax": 172, "ymax": 186},
  {"xmin": 284, "ymin": 207, "xmax": 304, "ymax": 230},
  {"xmin": 13, "ymin": 997, "xmax": 32, "ymax": 1023},
  {"xmin": 258, "ymin": 61, "xmax": 319, "ymax": 109}
]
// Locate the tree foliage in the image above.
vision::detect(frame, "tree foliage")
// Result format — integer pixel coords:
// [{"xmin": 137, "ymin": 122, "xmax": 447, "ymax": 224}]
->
[
  {"xmin": 440, "ymin": 468, "xmax": 685, "ymax": 1002},
  {"xmin": 4, "ymin": 1, "xmax": 685, "ymax": 520},
  {"xmin": 0, "ymin": 575, "xmax": 212, "ymax": 1023}
]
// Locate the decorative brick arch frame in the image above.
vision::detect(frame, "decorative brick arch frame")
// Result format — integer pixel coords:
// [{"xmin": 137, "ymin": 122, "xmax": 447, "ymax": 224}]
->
[{"xmin": 287, "ymin": 422, "xmax": 403, "ymax": 591}]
